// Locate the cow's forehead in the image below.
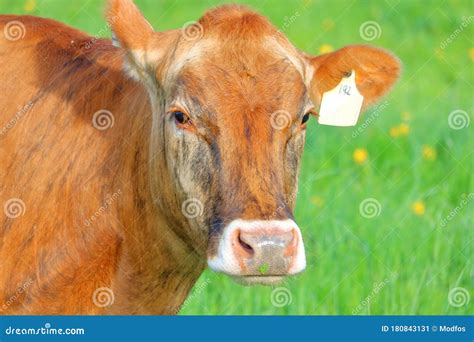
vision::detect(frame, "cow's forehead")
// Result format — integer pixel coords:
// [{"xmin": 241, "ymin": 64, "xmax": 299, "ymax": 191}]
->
[
  {"xmin": 194, "ymin": 4, "xmax": 312, "ymax": 80},
  {"xmin": 163, "ymin": 5, "xmax": 312, "ymax": 103},
  {"xmin": 166, "ymin": 36, "xmax": 310, "ymax": 117}
]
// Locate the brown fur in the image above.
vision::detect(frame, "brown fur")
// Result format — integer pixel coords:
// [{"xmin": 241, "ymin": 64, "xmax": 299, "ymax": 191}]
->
[
  {"xmin": 0, "ymin": 1, "xmax": 400, "ymax": 314},
  {"xmin": 0, "ymin": 15, "xmax": 201, "ymax": 314}
]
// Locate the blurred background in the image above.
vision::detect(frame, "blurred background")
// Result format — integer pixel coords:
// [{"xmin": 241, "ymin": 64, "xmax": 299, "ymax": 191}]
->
[{"xmin": 1, "ymin": 0, "xmax": 471, "ymax": 315}]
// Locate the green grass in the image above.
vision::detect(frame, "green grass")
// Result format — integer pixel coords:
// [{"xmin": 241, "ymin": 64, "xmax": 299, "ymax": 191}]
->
[{"xmin": 2, "ymin": 0, "xmax": 472, "ymax": 315}]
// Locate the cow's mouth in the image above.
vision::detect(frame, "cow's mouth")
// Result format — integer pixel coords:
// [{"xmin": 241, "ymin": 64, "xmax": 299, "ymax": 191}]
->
[{"xmin": 231, "ymin": 275, "xmax": 285, "ymax": 286}]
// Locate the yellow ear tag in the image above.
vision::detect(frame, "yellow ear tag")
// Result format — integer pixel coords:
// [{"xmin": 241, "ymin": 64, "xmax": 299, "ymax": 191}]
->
[{"xmin": 318, "ymin": 71, "xmax": 364, "ymax": 127}]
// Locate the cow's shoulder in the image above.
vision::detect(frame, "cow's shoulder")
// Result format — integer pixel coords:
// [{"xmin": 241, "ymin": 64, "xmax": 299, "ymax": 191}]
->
[{"xmin": 0, "ymin": 218, "xmax": 124, "ymax": 314}]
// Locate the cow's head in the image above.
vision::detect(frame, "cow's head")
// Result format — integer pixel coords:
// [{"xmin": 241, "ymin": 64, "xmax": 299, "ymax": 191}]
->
[{"xmin": 108, "ymin": 0, "xmax": 400, "ymax": 284}]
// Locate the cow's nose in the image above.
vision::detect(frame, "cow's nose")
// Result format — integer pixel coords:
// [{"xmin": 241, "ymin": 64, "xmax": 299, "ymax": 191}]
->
[
  {"xmin": 207, "ymin": 219, "xmax": 306, "ymax": 279},
  {"xmin": 234, "ymin": 228, "xmax": 296, "ymax": 274}
]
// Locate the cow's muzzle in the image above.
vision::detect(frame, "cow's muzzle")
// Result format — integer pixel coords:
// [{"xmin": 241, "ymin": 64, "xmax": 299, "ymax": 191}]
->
[{"xmin": 207, "ymin": 219, "xmax": 306, "ymax": 285}]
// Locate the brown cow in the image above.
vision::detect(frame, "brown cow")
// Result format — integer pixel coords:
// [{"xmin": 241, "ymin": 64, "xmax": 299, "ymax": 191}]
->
[{"xmin": 0, "ymin": 0, "xmax": 400, "ymax": 314}]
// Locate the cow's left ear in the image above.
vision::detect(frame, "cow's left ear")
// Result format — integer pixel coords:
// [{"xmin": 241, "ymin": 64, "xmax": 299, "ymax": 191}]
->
[
  {"xmin": 106, "ymin": 0, "xmax": 177, "ymax": 84},
  {"xmin": 308, "ymin": 45, "xmax": 401, "ymax": 111},
  {"xmin": 107, "ymin": 0, "xmax": 155, "ymax": 81}
]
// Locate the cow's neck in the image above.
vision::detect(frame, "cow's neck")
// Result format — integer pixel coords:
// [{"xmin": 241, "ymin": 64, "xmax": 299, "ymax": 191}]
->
[{"xmin": 110, "ymin": 83, "xmax": 205, "ymax": 314}]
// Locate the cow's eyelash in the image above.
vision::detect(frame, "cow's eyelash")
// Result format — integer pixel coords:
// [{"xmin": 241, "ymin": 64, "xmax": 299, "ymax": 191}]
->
[{"xmin": 167, "ymin": 106, "xmax": 193, "ymax": 126}]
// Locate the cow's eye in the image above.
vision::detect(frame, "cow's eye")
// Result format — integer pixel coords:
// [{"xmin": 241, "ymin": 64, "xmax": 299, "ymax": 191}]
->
[
  {"xmin": 173, "ymin": 111, "xmax": 190, "ymax": 125},
  {"xmin": 301, "ymin": 113, "xmax": 311, "ymax": 125}
]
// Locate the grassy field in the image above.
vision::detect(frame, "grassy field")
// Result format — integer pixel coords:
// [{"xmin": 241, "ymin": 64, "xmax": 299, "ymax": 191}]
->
[{"xmin": 2, "ymin": 0, "xmax": 472, "ymax": 315}]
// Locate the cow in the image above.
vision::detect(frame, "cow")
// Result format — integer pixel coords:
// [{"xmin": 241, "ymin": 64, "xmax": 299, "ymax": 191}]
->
[{"xmin": 0, "ymin": 0, "xmax": 400, "ymax": 314}]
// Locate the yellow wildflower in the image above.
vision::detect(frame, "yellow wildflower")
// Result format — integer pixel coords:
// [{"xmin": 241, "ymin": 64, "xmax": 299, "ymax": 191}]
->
[
  {"xmin": 398, "ymin": 123, "xmax": 410, "ymax": 136},
  {"xmin": 411, "ymin": 201, "xmax": 425, "ymax": 216},
  {"xmin": 422, "ymin": 145, "xmax": 437, "ymax": 161},
  {"xmin": 390, "ymin": 123, "xmax": 410, "ymax": 137},
  {"xmin": 353, "ymin": 148, "xmax": 368, "ymax": 165},
  {"xmin": 319, "ymin": 44, "xmax": 334, "ymax": 54},
  {"xmin": 311, "ymin": 196, "xmax": 324, "ymax": 208},
  {"xmin": 389, "ymin": 126, "xmax": 400, "ymax": 138},
  {"xmin": 322, "ymin": 19, "xmax": 335, "ymax": 31},
  {"xmin": 401, "ymin": 111, "xmax": 411, "ymax": 122},
  {"xmin": 469, "ymin": 47, "xmax": 474, "ymax": 61},
  {"xmin": 23, "ymin": 0, "xmax": 36, "ymax": 12}
]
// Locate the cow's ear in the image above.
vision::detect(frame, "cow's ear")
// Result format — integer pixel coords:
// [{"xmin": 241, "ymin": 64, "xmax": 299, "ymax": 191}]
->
[
  {"xmin": 308, "ymin": 45, "xmax": 401, "ymax": 111},
  {"xmin": 107, "ymin": 0, "xmax": 168, "ymax": 82}
]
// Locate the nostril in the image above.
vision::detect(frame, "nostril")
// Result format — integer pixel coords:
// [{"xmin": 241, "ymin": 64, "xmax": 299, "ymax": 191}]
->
[{"xmin": 237, "ymin": 231, "xmax": 255, "ymax": 257}]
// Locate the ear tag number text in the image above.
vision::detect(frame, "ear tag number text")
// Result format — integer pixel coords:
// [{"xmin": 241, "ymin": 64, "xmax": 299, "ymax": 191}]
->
[{"xmin": 318, "ymin": 71, "xmax": 364, "ymax": 127}]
